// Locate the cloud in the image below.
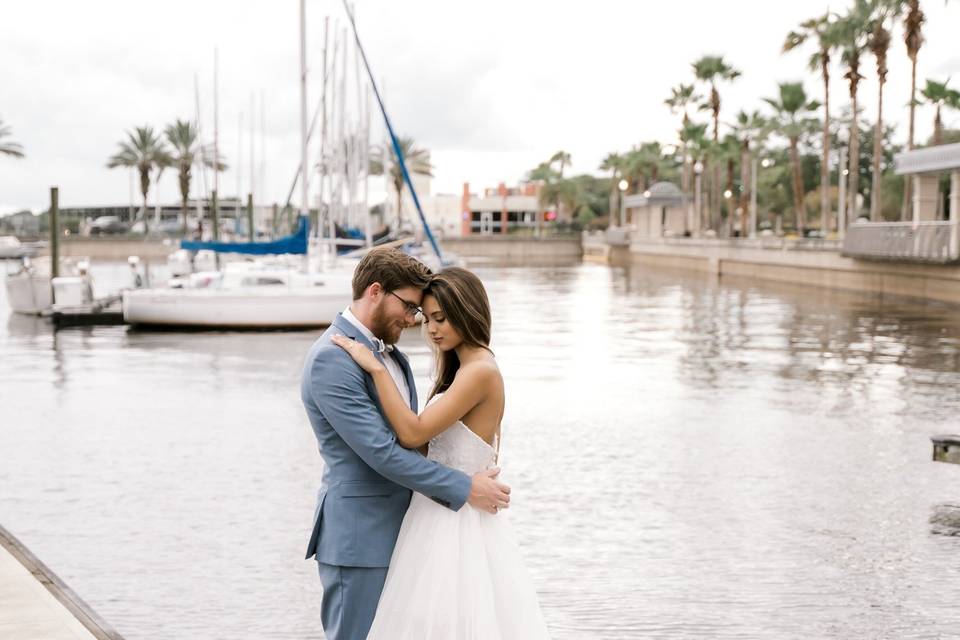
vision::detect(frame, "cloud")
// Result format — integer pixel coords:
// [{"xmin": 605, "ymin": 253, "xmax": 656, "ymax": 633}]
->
[{"xmin": 2, "ymin": 0, "xmax": 960, "ymax": 210}]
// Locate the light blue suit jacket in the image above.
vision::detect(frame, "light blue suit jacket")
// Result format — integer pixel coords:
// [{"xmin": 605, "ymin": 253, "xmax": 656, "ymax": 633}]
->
[{"xmin": 301, "ymin": 313, "xmax": 472, "ymax": 567}]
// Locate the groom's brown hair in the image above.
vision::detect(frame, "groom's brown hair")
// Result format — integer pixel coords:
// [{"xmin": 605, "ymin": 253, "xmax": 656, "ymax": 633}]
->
[{"xmin": 351, "ymin": 247, "xmax": 432, "ymax": 300}]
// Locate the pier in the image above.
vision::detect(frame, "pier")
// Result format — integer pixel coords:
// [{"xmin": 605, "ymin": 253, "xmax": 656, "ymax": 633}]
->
[{"xmin": 0, "ymin": 524, "xmax": 124, "ymax": 639}]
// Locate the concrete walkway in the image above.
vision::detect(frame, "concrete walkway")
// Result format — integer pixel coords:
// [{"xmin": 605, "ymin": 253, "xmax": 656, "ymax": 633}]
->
[{"xmin": 0, "ymin": 525, "xmax": 124, "ymax": 640}]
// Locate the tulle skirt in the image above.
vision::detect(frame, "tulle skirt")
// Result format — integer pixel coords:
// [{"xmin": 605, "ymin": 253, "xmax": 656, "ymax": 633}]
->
[{"xmin": 366, "ymin": 492, "xmax": 551, "ymax": 639}]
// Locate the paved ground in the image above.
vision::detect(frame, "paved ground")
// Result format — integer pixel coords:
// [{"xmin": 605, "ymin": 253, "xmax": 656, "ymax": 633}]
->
[{"xmin": 0, "ymin": 525, "xmax": 121, "ymax": 640}]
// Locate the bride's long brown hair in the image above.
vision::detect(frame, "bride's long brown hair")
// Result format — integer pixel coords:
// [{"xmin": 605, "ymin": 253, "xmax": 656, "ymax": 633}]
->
[{"xmin": 425, "ymin": 267, "xmax": 493, "ymax": 401}]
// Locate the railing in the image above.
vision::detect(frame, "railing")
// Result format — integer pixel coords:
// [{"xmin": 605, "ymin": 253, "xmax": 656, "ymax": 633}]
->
[{"xmin": 841, "ymin": 221, "xmax": 959, "ymax": 264}]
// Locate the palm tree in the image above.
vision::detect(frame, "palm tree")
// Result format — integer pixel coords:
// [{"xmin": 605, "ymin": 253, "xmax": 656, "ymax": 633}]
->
[
  {"xmin": 731, "ymin": 110, "xmax": 768, "ymax": 237},
  {"xmin": 920, "ymin": 78, "xmax": 960, "ymax": 146},
  {"xmin": 106, "ymin": 126, "xmax": 171, "ymax": 234},
  {"xmin": 868, "ymin": 1, "xmax": 900, "ymax": 221},
  {"xmin": 527, "ymin": 160, "xmax": 557, "ymax": 183},
  {"xmin": 715, "ymin": 133, "xmax": 743, "ymax": 235},
  {"xmin": 599, "ymin": 152, "xmax": 626, "ymax": 227},
  {"xmin": 539, "ymin": 179, "xmax": 579, "ymax": 224},
  {"xmin": 549, "ymin": 150, "xmax": 572, "ymax": 179},
  {"xmin": 783, "ymin": 12, "xmax": 841, "ymax": 232},
  {"xmin": 623, "ymin": 142, "xmax": 667, "ymax": 192},
  {"xmin": 693, "ymin": 55, "xmax": 741, "ymax": 231},
  {"xmin": 901, "ymin": 0, "xmax": 925, "ymax": 218},
  {"xmin": 164, "ymin": 119, "xmax": 225, "ymax": 235},
  {"xmin": 835, "ymin": 0, "xmax": 874, "ymax": 222},
  {"xmin": 527, "ymin": 160, "xmax": 557, "ymax": 228},
  {"xmin": 764, "ymin": 82, "xmax": 821, "ymax": 236},
  {"xmin": 681, "ymin": 121, "xmax": 710, "ymax": 233},
  {"xmin": 0, "ymin": 118, "xmax": 24, "ymax": 158},
  {"xmin": 665, "ymin": 83, "xmax": 700, "ymax": 192},
  {"xmin": 550, "ymin": 151, "xmax": 573, "ymax": 221},
  {"xmin": 369, "ymin": 136, "xmax": 433, "ymax": 230}
]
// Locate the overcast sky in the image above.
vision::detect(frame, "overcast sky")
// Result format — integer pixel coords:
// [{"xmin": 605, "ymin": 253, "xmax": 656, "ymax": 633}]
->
[{"xmin": 2, "ymin": 0, "xmax": 959, "ymax": 214}]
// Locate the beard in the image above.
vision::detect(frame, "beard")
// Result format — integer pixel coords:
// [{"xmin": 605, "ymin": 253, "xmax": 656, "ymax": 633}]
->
[{"xmin": 370, "ymin": 300, "xmax": 404, "ymax": 344}]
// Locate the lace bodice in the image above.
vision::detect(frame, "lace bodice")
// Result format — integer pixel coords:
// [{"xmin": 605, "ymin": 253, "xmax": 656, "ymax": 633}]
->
[
  {"xmin": 424, "ymin": 395, "xmax": 498, "ymax": 474},
  {"xmin": 427, "ymin": 421, "xmax": 498, "ymax": 474}
]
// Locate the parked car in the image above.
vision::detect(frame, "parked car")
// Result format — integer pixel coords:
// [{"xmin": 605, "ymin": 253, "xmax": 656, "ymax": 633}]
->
[
  {"xmin": 90, "ymin": 216, "xmax": 128, "ymax": 236},
  {"xmin": 130, "ymin": 215, "xmax": 197, "ymax": 236}
]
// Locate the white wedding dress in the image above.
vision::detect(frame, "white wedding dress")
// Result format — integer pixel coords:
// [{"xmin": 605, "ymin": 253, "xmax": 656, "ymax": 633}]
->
[{"xmin": 366, "ymin": 404, "xmax": 551, "ymax": 639}]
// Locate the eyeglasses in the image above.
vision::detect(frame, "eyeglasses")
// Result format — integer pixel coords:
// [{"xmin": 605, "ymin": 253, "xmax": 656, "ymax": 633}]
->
[{"xmin": 387, "ymin": 290, "xmax": 423, "ymax": 319}]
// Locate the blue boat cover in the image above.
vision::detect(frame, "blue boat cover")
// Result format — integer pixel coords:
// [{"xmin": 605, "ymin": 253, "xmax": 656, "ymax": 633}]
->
[{"xmin": 180, "ymin": 216, "xmax": 309, "ymax": 255}]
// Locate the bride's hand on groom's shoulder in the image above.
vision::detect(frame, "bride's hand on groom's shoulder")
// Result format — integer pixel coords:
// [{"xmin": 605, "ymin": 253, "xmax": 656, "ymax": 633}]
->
[{"xmin": 331, "ymin": 335, "xmax": 385, "ymax": 374}]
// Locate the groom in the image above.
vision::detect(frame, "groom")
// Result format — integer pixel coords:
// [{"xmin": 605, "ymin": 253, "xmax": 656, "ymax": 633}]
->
[{"xmin": 301, "ymin": 247, "xmax": 511, "ymax": 640}]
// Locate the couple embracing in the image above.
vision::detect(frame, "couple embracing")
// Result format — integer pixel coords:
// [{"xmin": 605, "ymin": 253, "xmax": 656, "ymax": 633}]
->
[{"xmin": 301, "ymin": 247, "xmax": 550, "ymax": 639}]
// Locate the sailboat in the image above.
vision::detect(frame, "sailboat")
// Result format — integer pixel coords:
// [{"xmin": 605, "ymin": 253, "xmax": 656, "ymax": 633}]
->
[
  {"xmin": 124, "ymin": 1, "xmax": 458, "ymax": 329},
  {"xmin": 122, "ymin": 216, "xmax": 356, "ymax": 328}
]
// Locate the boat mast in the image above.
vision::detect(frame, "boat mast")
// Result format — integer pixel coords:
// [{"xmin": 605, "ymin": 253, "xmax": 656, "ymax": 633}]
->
[
  {"xmin": 213, "ymin": 47, "xmax": 220, "ymax": 199},
  {"xmin": 338, "ymin": 27, "xmax": 347, "ymax": 229},
  {"xmin": 237, "ymin": 111, "xmax": 243, "ymax": 212},
  {"xmin": 319, "ymin": 16, "xmax": 329, "ymax": 242},
  {"xmin": 344, "ymin": 26, "xmax": 355, "ymax": 232},
  {"xmin": 363, "ymin": 87, "xmax": 372, "ymax": 246},
  {"xmin": 260, "ymin": 90, "xmax": 266, "ymax": 227},
  {"xmin": 299, "ymin": 0, "xmax": 309, "ymax": 220},
  {"xmin": 328, "ymin": 32, "xmax": 341, "ymax": 232},
  {"xmin": 343, "ymin": 0, "xmax": 444, "ymax": 262},
  {"xmin": 250, "ymin": 91, "xmax": 256, "ymax": 214},
  {"xmin": 194, "ymin": 73, "xmax": 207, "ymax": 224}
]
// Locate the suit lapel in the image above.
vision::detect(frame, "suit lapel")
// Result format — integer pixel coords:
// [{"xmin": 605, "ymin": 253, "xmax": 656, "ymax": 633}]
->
[
  {"xmin": 332, "ymin": 313, "xmax": 387, "ymax": 367},
  {"xmin": 333, "ymin": 312, "xmax": 415, "ymax": 410},
  {"xmin": 390, "ymin": 347, "xmax": 418, "ymax": 412}
]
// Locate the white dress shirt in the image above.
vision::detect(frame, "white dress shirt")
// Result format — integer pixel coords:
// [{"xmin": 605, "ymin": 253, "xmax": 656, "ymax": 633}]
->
[{"xmin": 342, "ymin": 306, "xmax": 411, "ymax": 409}]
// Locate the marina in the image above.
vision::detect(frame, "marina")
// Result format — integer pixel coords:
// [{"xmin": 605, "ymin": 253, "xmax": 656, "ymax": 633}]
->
[
  {"xmin": 4, "ymin": 258, "xmax": 960, "ymax": 638},
  {"xmin": 3, "ymin": 0, "xmax": 960, "ymax": 637}
]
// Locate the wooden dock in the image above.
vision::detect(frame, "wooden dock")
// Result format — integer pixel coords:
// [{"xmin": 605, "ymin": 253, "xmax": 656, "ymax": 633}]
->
[{"xmin": 0, "ymin": 524, "xmax": 124, "ymax": 640}]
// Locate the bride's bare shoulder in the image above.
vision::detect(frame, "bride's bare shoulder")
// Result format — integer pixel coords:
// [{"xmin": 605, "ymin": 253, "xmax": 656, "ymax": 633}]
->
[{"xmin": 455, "ymin": 358, "xmax": 501, "ymax": 387}]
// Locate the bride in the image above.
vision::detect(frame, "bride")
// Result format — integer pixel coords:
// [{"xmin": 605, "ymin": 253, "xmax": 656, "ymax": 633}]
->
[{"xmin": 331, "ymin": 266, "xmax": 550, "ymax": 639}]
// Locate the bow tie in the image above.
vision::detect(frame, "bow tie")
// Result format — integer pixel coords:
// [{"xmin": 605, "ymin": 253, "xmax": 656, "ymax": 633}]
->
[{"xmin": 370, "ymin": 337, "xmax": 394, "ymax": 354}]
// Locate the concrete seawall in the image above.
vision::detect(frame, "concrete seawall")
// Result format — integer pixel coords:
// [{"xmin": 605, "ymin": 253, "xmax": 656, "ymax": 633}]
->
[
  {"xmin": 618, "ymin": 237, "xmax": 960, "ymax": 307},
  {"xmin": 442, "ymin": 236, "xmax": 582, "ymax": 263}
]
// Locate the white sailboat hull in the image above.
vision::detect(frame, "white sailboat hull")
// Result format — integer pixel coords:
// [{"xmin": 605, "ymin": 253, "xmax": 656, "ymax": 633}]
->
[{"xmin": 122, "ymin": 287, "xmax": 347, "ymax": 328}]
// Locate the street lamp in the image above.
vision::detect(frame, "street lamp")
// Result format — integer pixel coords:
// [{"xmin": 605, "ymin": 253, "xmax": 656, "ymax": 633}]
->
[
  {"xmin": 616, "ymin": 179, "xmax": 629, "ymax": 227},
  {"xmin": 693, "ymin": 161, "xmax": 704, "ymax": 237}
]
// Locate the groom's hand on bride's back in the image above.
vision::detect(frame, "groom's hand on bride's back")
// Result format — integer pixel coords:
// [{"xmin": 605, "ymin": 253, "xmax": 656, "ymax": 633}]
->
[{"xmin": 468, "ymin": 467, "xmax": 511, "ymax": 514}]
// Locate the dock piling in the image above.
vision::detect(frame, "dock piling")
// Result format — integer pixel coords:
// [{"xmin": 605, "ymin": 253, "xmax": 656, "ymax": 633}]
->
[{"xmin": 49, "ymin": 186, "xmax": 59, "ymax": 303}]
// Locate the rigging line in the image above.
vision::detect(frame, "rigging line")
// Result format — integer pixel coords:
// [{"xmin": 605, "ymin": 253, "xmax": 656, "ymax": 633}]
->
[{"xmin": 341, "ymin": 0, "xmax": 444, "ymax": 263}]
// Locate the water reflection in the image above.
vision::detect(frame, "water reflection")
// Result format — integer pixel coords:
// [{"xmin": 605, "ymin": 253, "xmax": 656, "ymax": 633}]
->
[{"xmin": 3, "ymin": 260, "xmax": 960, "ymax": 639}]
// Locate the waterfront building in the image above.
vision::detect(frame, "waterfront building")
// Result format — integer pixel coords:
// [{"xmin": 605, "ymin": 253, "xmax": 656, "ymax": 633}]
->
[
  {"xmin": 387, "ymin": 177, "xmax": 544, "ymax": 237},
  {"xmin": 620, "ymin": 182, "xmax": 688, "ymax": 238},
  {"xmin": 843, "ymin": 142, "xmax": 960, "ymax": 264},
  {"xmin": 45, "ymin": 197, "xmax": 277, "ymax": 237},
  {"xmin": 459, "ymin": 181, "xmax": 542, "ymax": 236}
]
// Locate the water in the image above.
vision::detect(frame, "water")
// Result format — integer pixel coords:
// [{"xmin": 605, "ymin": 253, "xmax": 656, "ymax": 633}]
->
[{"xmin": 2, "ymin": 260, "xmax": 960, "ymax": 639}]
